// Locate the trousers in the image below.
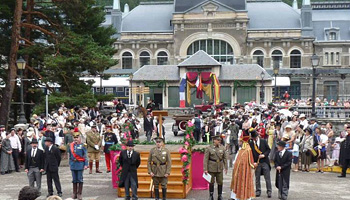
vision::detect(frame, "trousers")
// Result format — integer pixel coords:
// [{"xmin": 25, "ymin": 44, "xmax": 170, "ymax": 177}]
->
[
  {"xmin": 255, "ymin": 162, "xmax": 272, "ymax": 195},
  {"xmin": 342, "ymin": 159, "xmax": 350, "ymax": 176},
  {"xmin": 105, "ymin": 153, "xmax": 111, "ymax": 171},
  {"xmin": 71, "ymin": 170, "xmax": 83, "ymax": 183},
  {"xmin": 47, "ymin": 169, "xmax": 62, "ymax": 194},
  {"xmin": 124, "ymin": 173, "xmax": 138, "ymax": 199},
  {"xmin": 12, "ymin": 149, "xmax": 20, "ymax": 172},
  {"xmin": 28, "ymin": 167, "xmax": 42, "ymax": 192}
]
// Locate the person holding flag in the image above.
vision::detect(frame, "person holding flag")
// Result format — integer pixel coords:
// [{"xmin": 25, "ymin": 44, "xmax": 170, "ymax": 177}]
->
[{"xmin": 68, "ymin": 130, "xmax": 88, "ymax": 200}]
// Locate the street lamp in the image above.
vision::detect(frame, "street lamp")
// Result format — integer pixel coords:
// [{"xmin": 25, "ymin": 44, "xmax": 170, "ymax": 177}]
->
[
  {"xmin": 311, "ymin": 54, "xmax": 320, "ymax": 118},
  {"xmin": 129, "ymin": 74, "xmax": 134, "ymax": 105},
  {"xmin": 260, "ymin": 71, "xmax": 265, "ymax": 104},
  {"xmin": 273, "ymin": 63, "xmax": 280, "ymax": 102},
  {"xmin": 16, "ymin": 56, "xmax": 27, "ymax": 124}
]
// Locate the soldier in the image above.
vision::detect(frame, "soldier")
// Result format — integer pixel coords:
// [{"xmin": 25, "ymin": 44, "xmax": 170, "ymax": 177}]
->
[
  {"xmin": 204, "ymin": 135, "xmax": 228, "ymax": 200},
  {"xmin": 103, "ymin": 125, "xmax": 118, "ymax": 173},
  {"xmin": 147, "ymin": 137, "xmax": 172, "ymax": 200},
  {"xmin": 86, "ymin": 123, "xmax": 102, "ymax": 174},
  {"xmin": 68, "ymin": 131, "xmax": 88, "ymax": 200}
]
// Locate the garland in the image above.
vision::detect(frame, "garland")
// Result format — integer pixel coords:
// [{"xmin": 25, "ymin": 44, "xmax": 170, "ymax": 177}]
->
[
  {"xmin": 178, "ymin": 120, "xmax": 195, "ymax": 185},
  {"xmin": 233, "ymin": 80, "xmax": 256, "ymax": 96},
  {"xmin": 143, "ymin": 80, "xmax": 167, "ymax": 88},
  {"xmin": 192, "ymin": 148, "xmax": 206, "ymax": 153}
]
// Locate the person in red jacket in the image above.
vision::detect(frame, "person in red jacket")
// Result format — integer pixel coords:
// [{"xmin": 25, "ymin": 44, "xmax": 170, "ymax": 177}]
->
[{"xmin": 258, "ymin": 123, "xmax": 267, "ymax": 139}]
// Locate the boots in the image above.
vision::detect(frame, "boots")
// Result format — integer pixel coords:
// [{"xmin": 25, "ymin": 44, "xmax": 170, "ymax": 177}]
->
[
  {"xmin": 154, "ymin": 188, "xmax": 160, "ymax": 200},
  {"xmin": 77, "ymin": 183, "xmax": 83, "ymax": 200},
  {"xmin": 72, "ymin": 183, "xmax": 77, "ymax": 199},
  {"xmin": 217, "ymin": 185, "xmax": 223, "ymax": 200},
  {"xmin": 96, "ymin": 161, "xmax": 102, "ymax": 173},
  {"xmin": 209, "ymin": 184, "xmax": 214, "ymax": 200},
  {"xmin": 162, "ymin": 188, "xmax": 167, "ymax": 200},
  {"xmin": 89, "ymin": 161, "xmax": 93, "ymax": 174}
]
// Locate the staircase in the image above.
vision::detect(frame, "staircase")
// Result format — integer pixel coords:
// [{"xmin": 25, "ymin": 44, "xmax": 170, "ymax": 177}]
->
[{"xmin": 118, "ymin": 151, "xmax": 192, "ymax": 198}]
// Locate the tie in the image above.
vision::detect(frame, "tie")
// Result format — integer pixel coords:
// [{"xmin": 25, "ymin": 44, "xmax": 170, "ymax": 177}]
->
[
  {"xmin": 32, "ymin": 149, "xmax": 36, "ymax": 157},
  {"xmin": 128, "ymin": 151, "xmax": 131, "ymax": 158},
  {"xmin": 279, "ymin": 151, "xmax": 283, "ymax": 158}
]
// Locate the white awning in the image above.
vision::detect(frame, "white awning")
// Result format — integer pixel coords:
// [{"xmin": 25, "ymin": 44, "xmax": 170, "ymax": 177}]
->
[
  {"xmin": 79, "ymin": 77, "xmax": 129, "ymax": 87},
  {"xmin": 272, "ymin": 77, "xmax": 290, "ymax": 87}
]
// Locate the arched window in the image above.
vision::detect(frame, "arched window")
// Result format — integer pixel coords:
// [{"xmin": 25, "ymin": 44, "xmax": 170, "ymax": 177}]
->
[
  {"xmin": 157, "ymin": 51, "xmax": 168, "ymax": 65},
  {"xmin": 290, "ymin": 50, "xmax": 301, "ymax": 68},
  {"xmin": 122, "ymin": 52, "xmax": 133, "ymax": 69},
  {"xmin": 139, "ymin": 51, "xmax": 150, "ymax": 67},
  {"xmin": 271, "ymin": 50, "xmax": 283, "ymax": 68},
  {"xmin": 253, "ymin": 50, "xmax": 264, "ymax": 67},
  {"xmin": 187, "ymin": 39, "xmax": 234, "ymax": 64}
]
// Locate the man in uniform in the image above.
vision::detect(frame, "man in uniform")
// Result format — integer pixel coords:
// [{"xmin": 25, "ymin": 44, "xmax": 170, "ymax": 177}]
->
[
  {"xmin": 86, "ymin": 123, "xmax": 102, "ymax": 174},
  {"xmin": 204, "ymin": 135, "xmax": 227, "ymax": 200},
  {"xmin": 69, "ymin": 131, "xmax": 88, "ymax": 200},
  {"xmin": 147, "ymin": 137, "xmax": 172, "ymax": 200},
  {"xmin": 224, "ymin": 119, "xmax": 240, "ymax": 168}
]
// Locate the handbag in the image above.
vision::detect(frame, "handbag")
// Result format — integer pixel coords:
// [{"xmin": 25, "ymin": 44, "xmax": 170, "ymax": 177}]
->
[
  {"xmin": 59, "ymin": 145, "xmax": 67, "ymax": 151},
  {"xmin": 310, "ymin": 148, "xmax": 317, "ymax": 157}
]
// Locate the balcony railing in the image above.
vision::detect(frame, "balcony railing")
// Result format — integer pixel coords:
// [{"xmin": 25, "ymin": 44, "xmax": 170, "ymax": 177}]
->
[{"xmin": 283, "ymin": 106, "xmax": 350, "ymax": 119}]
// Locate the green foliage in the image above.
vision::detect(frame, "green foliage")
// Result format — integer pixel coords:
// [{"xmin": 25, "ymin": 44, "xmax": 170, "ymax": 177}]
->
[{"xmin": 94, "ymin": 93, "xmax": 115, "ymax": 102}]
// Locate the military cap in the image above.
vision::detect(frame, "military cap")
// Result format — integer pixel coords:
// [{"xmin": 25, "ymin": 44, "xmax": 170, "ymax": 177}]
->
[
  {"xmin": 154, "ymin": 137, "xmax": 165, "ymax": 142},
  {"xmin": 212, "ymin": 135, "xmax": 222, "ymax": 141}
]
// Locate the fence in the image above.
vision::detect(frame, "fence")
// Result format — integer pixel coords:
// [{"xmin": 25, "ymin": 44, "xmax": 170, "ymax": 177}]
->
[{"xmin": 287, "ymin": 106, "xmax": 350, "ymax": 119}]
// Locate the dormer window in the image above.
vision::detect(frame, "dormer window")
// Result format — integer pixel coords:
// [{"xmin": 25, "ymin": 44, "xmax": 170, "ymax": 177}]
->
[{"xmin": 325, "ymin": 28, "xmax": 340, "ymax": 41}]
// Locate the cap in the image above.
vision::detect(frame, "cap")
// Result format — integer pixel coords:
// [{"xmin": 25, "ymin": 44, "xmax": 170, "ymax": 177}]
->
[
  {"xmin": 154, "ymin": 137, "xmax": 165, "ymax": 142},
  {"xmin": 299, "ymin": 114, "xmax": 306, "ymax": 118},
  {"xmin": 310, "ymin": 118, "xmax": 317, "ymax": 121},
  {"xmin": 126, "ymin": 140, "xmax": 135, "ymax": 147},
  {"xmin": 73, "ymin": 127, "xmax": 80, "ymax": 133},
  {"xmin": 73, "ymin": 132, "xmax": 80, "ymax": 138},
  {"xmin": 212, "ymin": 135, "xmax": 222, "ymax": 141},
  {"xmin": 30, "ymin": 139, "xmax": 38, "ymax": 144},
  {"xmin": 45, "ymin": 137, "xmax": 53, "ymax": 143},
  {"xmin": 285, "ymin": 124, "xmax": 292, "ymax": 129},
  {"xmin": 277, "ymin": 141, "xmax": 286, "ymax": 147}
]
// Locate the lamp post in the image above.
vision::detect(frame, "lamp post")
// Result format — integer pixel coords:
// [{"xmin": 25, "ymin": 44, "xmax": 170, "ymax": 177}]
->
[
  {"xmin": 260, "ymin": 71, "xmax": 265, "ymax": 104},
  {"xmin": 273, "ymin": 63, "xmax": 280, "ymax": 102},
  {"xmin": 16, "ymin": 56, "xmax": 27, "ymax": 124},
  {"xmin": 129, "ymin": 74, "xmax": 134, "ymax": 105},
  {"xmin": 311, "ymin": 54, "xmax": 320, "ymax": 118}
]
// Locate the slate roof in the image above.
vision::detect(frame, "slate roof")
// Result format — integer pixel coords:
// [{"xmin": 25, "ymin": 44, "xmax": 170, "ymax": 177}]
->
[
  {"xmin": 220, "ymin": 65, "xmax": 272, "ymax": 80},
  {"xmin": 246, "ymin": 2, "xmax": 301, "ymax": 30},
  {"xmin": 174, "ymin": 0, "xmax": 246, "ymax": 12},
  {"xmin": 178, "ymin": 50, "xmax": 221, "ymax": 67},
  {"xmin": 132, "ymin": 65, "xmax": 179, "ymax": 81},
  {"xmin": 121, "ymin": 2, "xmax": 173, "ymax": 32},
  {"xmin": 312, "ymin": 9, "xmax": 350, "ymax": 41},
  {"xmin": 265, "ymin": 68, "xmax": 350, "ymax": 76}
]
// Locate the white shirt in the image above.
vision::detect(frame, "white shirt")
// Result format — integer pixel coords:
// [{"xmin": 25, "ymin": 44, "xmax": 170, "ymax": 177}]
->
[
  {"xmin": 1, "ymin": 131, "xmax": 6, "ymax": 139},
  {"xmin": 48, "ymin": 144, "xmax": 53, "ymax": 152},
  {"xmin": 9, "ymin": 134, "xmax": 22, "ymax": 151},
  {"xmin": 279, "ymin": 149, "xmax": 286, "ymax": 157},
  {"xmin": 31, "ymin": 148, "xmax": 37, "ymax": 157},
  {"xmin": 38, "ymin": 137, "xmax": 44, "ymax": 151},
  {"xmin": 54, "ymin": 129, "xmax": 63, "ymax": 146},
  {"xmin": 127, "ymin": 150, "xmax": 133, "ymax": 158},
  {"xmin": 256, "ymin": 137, "xmax": 260, "ymax": 148}
]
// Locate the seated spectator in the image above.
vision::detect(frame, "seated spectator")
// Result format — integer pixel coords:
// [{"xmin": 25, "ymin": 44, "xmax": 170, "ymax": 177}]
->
[{"xmin": 18, "ymin": 186, "xmax": 39, "ymax": 200}]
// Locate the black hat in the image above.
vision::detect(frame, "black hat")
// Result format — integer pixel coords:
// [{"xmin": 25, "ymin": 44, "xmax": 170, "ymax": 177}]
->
[
  {"xmin": 30, "ymin": 139, "xmax": 38, "ymax": 144},
  {"xmin": 310, "ymin": 118, "xmax": 317, "ymax": 122},
  {"xmin": 128, "ymin": 113, "xmax": 133, "ymax": 118},
  {"xmin": 45, "ymin": 137, "xmax": 53, "ymax": 143},
  {"xmin": 277, "ymin": 141, "xmax": 286, "ymax": 147},
  {"xmin": 126, "ymin": 140, "xmax": 135, "ymax": 147},
  {"xmin": 212, "ymin": 135, "xmax": 222, "ymax": 141}
]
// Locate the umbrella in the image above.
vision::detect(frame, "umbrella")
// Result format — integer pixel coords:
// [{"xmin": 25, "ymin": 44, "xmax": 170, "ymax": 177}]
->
[{"xmin": 278, "ymin": 109, "xmax": 293, "ymax": 117}]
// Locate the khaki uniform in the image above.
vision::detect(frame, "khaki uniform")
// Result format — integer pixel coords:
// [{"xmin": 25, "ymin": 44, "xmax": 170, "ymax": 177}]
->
[
  {"xmin": 86, "ymin": 130, "xmax": 102, "ymax": 161},
  {"xmin": 203, "ymin": 144, "xmax": 227, "ymax": 185},
  {"xmin": 147, "ymin": 147, "xmax": 172, "ymax": 188}
]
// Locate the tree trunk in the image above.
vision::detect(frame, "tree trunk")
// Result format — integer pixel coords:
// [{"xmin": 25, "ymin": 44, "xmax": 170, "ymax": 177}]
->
[{"xmin": 0, "ymin": 0, "xmax": 23, "ymax": 128}]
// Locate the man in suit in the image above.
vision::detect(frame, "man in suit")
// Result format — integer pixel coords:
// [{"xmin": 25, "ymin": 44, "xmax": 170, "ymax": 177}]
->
[
  {"xmin": 44, "ymin": 137, "xmax": 62, "ymax": 197},
  {"xmin": 148, "ymin": 137, "xmax": 172, "ymax": 200},
  {"xmin": 249, "ymin": 130, "xmax": 272, "ymax": 198},
  {"xmin": 44, "ymin": 124, "xmax": 55, "ymax": 144},
  {"xmin": 144, "ymin": 112, "xmax": 154, "ymax": 142},
  {"xmin": 274, "ymin": 141, "xmax": 292, "ymax": 200},
  {"xmin": 119, "ymin": 140, "xmax": 141, "ymax": 200},
  {"xmin": 25, "ymin": 139, "xmax": 45, "ymax": 195},
  {"xmin": 339, "ymin": 126, "xmax": 350, "ymax": 178}
]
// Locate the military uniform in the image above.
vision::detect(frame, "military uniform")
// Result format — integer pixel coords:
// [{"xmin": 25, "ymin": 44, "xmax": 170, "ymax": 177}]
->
[
  {"xmin": 147, "ymin": 139, "xmax": 172, "ymax": 200},
  {"xmin": 86, "ymin": 129, "xmax": 102, "ymax": 174},
  {"xmin": 69, "ymin": 133, "xmax": 88, "ymax": 200},
  {"xmin": 203, "ymin": 137, "xmax": 227, "ymax": 200}
]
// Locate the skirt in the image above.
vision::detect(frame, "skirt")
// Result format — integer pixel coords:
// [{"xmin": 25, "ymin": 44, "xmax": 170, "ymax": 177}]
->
[{"xmin": 301, "ymin": 151, "xmax": 312, "ymax": 165}]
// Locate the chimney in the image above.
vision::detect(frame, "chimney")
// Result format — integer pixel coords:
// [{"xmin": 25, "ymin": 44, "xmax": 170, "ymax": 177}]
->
[
  {"xmin": 111, "ymin": 0, "xmax": 122, "ymax": 38},
  {"xmin": 292, "ymin": 0, "xmax": 298, "ymax": 9},
  {"xmin": 124, "ymin": 3, "xmax": 130, "ymax": 14},
  {"xmin": 113, "ymin": 0, "xmax": 120, "ymax": 10},
  {"xmin": 301, "ymin": 0, "xmax": 313, "ymax": 36}
]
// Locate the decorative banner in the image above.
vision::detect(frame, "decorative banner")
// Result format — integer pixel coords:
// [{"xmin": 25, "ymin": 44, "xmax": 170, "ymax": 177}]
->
[
  {"xmin": 196, "ymin": 73, "xmax": 203, "ymax": 99},
  {"xmin": 186, "ymin": 80, "xmax": 196, "ymax": 105},
  {"xmin": 179, "ymin": 73, "xmax": 187, "ymax": 108},
  {"xmin": 202, "ymin": 84, "xmax": 213, "ymax": 102},
  {"xmin": 211, "ymin": 73, "xmax": 221, "ymax": 105}
]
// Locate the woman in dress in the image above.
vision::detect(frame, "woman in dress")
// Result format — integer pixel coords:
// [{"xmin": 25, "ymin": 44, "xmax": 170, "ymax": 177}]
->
[
  {"xmin": 266, "ymin": 119, "xmax": 276, "ymax": 148},
  {"xmin": 230, "ymin": 129, "xmax": 255, "ymax": 200},
  {"xmin": 300, "ymin": 128, "xmax": 314, "ymax": 172},
  {"xmin": 1, "ymin": 132, "xmax": 15, "ymax": 175}
]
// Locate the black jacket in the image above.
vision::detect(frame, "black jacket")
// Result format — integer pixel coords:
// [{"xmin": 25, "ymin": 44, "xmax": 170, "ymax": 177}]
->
[
  {"xmin": 274, "ymin": 150, "xmax": 292, "ymax": 189},
  {"xmin": 25, "ymin": 148, "xmax": 45, "ymax": 170},
  {"xmin": 118, "ymin": 150, "xmax": 141, "ymax": 188},
  {"xmin": 249, "ymin": 138, "xmax": 271, "ymax": 168},
  {"xmin": 44, "ymin": 145, "xmax": 61, "ymax": 172},
  {"xmin": 45, "ymin": 131, "xmax": 55, "ymax": 144},
  {"xmin": 144, "ymin": 117, "xmax": 154, "ymax": 132},
  {"xmin": 340, "ymin": 135, "xmax": 350, "ymax": 165}
]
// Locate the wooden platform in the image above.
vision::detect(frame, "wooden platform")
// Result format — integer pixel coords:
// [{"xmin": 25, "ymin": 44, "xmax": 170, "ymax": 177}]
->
[{"xmin": 117, "ymin": 145, "xmax": 192, "ymax": 199}]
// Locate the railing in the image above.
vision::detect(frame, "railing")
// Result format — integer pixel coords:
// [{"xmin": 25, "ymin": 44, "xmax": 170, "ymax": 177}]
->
[{"xmin": 283, "ymin": 106, "xmax": 350, "ymax": 119}]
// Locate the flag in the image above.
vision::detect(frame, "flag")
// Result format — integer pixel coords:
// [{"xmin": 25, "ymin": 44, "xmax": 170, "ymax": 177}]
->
[
  {"xmin": 179, "ymin": 73, "xmax": 187, "ymax": 107},
  {"xmin": 196, "ymin": 73, "xmax": 203, "ymax": 99}
]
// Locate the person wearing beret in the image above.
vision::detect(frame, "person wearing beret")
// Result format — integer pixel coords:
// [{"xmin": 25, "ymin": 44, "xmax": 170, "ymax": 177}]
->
[
  {"xmin": 44, "ymin": 137, "xmax": 62, "ymax": 197},
  {"xmin": 119, "ymin": 140, "xmax": 141, "ymax": 200},
  {"xmin": 274, "ymin": 141, "xmax": 292, "ymax": 200},
  {"xmin": 147, "ymin": 137, "xmax": 171, "ymax": 200},
  {"xmin": 204, "ymin": 135, "xmax": 227, "ymax": 200},
  {"xmin": 68, "ymin": 132, "xmax": 88, "ymax": 200},
  {"xmin": 25, "ymin": 138, "xmax": 45, "ymax": 195}
]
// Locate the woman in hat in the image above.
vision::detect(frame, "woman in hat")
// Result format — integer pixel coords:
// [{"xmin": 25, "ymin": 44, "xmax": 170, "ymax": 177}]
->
[
  {"xmin": 266, "ymin": 119, "xmax": 276, "ymax": 149},
  {"xmin": 1, "ymin": 132, "xmax": 15, "ymax": 175},
  {"xmin": 300, "ymin": 128, "xmax": 314, "ymax": 172}
]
